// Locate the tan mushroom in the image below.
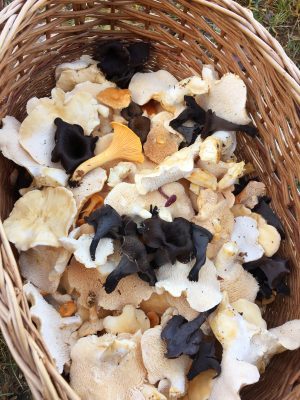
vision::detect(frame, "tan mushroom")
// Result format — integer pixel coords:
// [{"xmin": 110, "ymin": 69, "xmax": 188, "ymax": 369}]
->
[
  {"xmin": 70, "ymin": 332, "xmax": 147, "ymax": 400},
  {"xmin": 184, "ymin": 370, "xmax": 217, "ymax": 400},
  {"xmin": 144, "ymin": 124, "xmax": 179, "ymax": 164},
  {"xmin": 107, "ymin": 162, "xmax": 137, "ymax": 187},
  {"xmin": 19, "ymin": 246, "xmax": 71, "ymax": 294},
  {"xmin": 199, "ymin": 136, "xmax": 222, "ymax": 164},
  {"xmin": 186, "ymin": 168, "xmax": 217, "ymax": 191},
  {"xmin": 235, "ymin": 181, "xmax": 266, "ymax": 209},
  {"xmin": 141, "ymin": 325, "xmax": 191, "ymax": 398},
  {"xmin": 97, "ymin": 87, "xmax": 131, "ymax": 109},
  {"xmin": 56, "ymin": 63, "xmax": 106, "ymax": 92}
]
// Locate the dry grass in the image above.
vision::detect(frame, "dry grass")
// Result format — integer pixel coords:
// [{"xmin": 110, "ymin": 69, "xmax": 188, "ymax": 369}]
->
[{"xmin": 0, "ymin": 0, "xmax": 299, "ymax": 399}]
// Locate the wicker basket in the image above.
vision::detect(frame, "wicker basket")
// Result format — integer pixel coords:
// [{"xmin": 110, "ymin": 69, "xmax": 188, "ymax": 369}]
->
[{"xmin": 0, "ymin": 1, "xmax": 299, "ymax": 399}]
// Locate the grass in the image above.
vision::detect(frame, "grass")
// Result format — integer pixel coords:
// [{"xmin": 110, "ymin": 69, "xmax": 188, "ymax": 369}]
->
[{"xmin": 0, "ymin": 1, "xmax": 299, "ymax": 399}]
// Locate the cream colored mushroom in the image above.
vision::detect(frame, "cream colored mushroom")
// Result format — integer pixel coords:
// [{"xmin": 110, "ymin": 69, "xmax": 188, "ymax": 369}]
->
[
  {"xmin": 211, "ymin": 131, "xmax": 237, "ymax": 161},
  {"xmin": 156, "ymin": 259, "xmax": 222, "ymax": 313},
  {"xmin": 251, "ymin": 213, "xmax": 281, "ymax": 257},
  {"xmin": 135, "ymin": 138, "xmax": 201, "ymax": 195},
  {"xmin": 60, "ymin": 233, "xmax": 114, "ymax": 272},
  {"xmin": 103, "ymin": 305, "xmax": 150, "ymax": 334},
  {"xmin": 104, "ymin": 182, "xmax": 195, "ymax": 221},
  {"xmin": 56, "ymin": 63, "xmax": 106, "ymax": 91},
  {"xmin": 208, "ymin": 294, "xmax": 300, "ymax": 400},
  {"xmin": 141, "ymin": 325, "xmax": 191, "ymax": 399},
  {"xmin": 199, "ymin": 136, "xmax": 222, "ymax": 164},
  {"xmin": 140, "ymin": 292, "xmax": 199, "ymax": 322},
  {"xmin": 129, "ymin": 70, "xmax": 178, "ymax": 105},
  {"xmin": 235, "ymin": 181, "xmax": 266, "ymax": 209},
  {"xmin": 70, "ymin": 167, "xmax": 107, "ymax": 213},
  {"xmin": 107, "ymin": 162, "xmax": 137, "ymax": 187},
  {"xmin": 218, "ymin": 161, "xmax": 245, "ymax": 190},
  {"xmin": 183, "ymin": 370, "xmax": 216, "ymax": 400},
  {"xmin": 70, "ymin": 332, "xmax": 147, "ymax": 400},
  {"xmin": 19, "ymin": 246, "xmax": 71, "ymax": 294},
  {"xmin": 19, "ymin": 88, "xmax": 102, "ymax": 166},
  {"xmin": 3, "ymin": 187, "xmax": 76, "ymax": 251},
  {"xmin": 186, "ymin": 168, "xmax": 217, "ymax": 191},
  {"xmin": 201, "ymin": 65, "xmax": 219, "ymax": 84},
  {"xmin": 215, "ymin": 242, "xmax": 259, "ymax": 303},
  {"xmin": 231, "ymin": 299, "xmax": 267, "ymax": 330},
  {"xmin": 197, "ymin": 73, "xmax": 251, "ymax": 125},
  {"xmin": 24, "ymin": 283, "xmax": 81, "ymax": 373},
  {"xmin": 230, "ymin": 216, "xmax": 264, "ymax": 262}
]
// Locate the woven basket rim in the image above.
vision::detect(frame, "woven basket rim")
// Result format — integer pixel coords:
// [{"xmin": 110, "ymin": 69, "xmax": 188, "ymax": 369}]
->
[{"xmin": 0, "ymin": 1, "xmax": 300, "ymax": 400}]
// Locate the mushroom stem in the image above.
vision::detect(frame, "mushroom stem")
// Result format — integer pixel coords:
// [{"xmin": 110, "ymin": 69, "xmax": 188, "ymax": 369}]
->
[
  {"xmin": 158, "ymin": 187, "xmax": 177, "ymax": 207},
  {"xmin": 70, "ymin": 122, "xmax": 144, "ymax": 185}
]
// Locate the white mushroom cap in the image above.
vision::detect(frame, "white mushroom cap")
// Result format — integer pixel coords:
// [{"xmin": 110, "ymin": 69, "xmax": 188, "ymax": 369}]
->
[
  {"xmin": 3, "ymin": 187, "xmax": 76, "ymax": 251},
  {"xmin": 197, "ymin": 73, "xmax": 251, "ymax": 125},
  {"xmin": 201, "ymin": 65, "xmax": 219, "ymax": 83},
  {"xmin": 70, "ymin": 167, "xmax": 107, "ymax": 213},
  {"xmin": 231, "ymin": 299, "xmax": 267, "ymax": 330},
  {"xmin": 217, "ymin": 161, "xmax": 245, "ymax": 190},
  {"xmin": 231, "ymin": 216, "xmax": 264, "ymax": 262},
  {"xmin": 19, "ymin": 246, "xmax": 71, "ymax": 294},
  {"xmin": 199, "ymin": 136, "xmax": 222, "ymax": 164},
  {"xmin": 27, "ymin": 165, "xmax": 68, "ymax": 187},
  {"xmin": 56, "ymin": 64, "xmax": 106, "ymax": 92},
  {"xmin": 68, "ymin": 80, "xmax": 115, "ymax": 100},
  {"xmin": 141, "ymin": 325, "xmax": 191, "ymax": 398},
  {"xmin": 252, "ymin": 213, "xmax": 281, "ymax": 257},
  {"xmin": 24, "ymin": 283, "xmax": 81, "ymax": 373},
  {"xmin": 104, "ymin": 182, "xmax": 195, "ymax": 221},
  {"xmin": 60, "ymin": 234, "xmax": 114, "ymax": 272},
  {"xmin": 107, "ymin": 162, "xmax": 137, "ymax": 187},
  {"xmin": 135, "ymin": 139, "xmax": 201, "ymax": 195},
  {"xmin": 209, "ymin": 294, "xmax": 300, "ymax": 400},
  {"xmin": 129, "ymin": 70, "xmax": 178, "ymax": 105},
  {"xmin": 70, "ymin": 332, "xmax": 147, "ymax": 400},
  {"xmin": 55, "ymin": 56, "xmax": 96, "ymax": 80},
  {"xmin": 156, "ymin": 259, "xmax": 222, "ymax": 313},
  {"xmin": 211, "ymin": 131, "xmax": 237, "ymax": 161},
  {"xmin": 19, "ymin": 88, "xmax": 101, "ymax": 167},
  {"xmin": 103, "ymin": 305, "xmax": 150, "ymax": 334}
]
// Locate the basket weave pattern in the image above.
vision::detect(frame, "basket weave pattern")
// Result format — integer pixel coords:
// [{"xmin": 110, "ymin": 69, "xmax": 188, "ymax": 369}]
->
[{"xmin": 0, "ymin": 1, "xmax": 300, "ymax": 399}]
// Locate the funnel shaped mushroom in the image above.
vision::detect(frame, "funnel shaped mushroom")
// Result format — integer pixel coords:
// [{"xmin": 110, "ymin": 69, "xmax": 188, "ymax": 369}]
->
[
  {"xmin": 161, "ymin": 313, "xmax": 206, "ymax": 358},
  {"xmin": 3, "ymin": 187, "xmax": 76, "ymax": 251},
  {"xmin": 70, "ymin": 332, "xmax": 147, "ymax": 400},
  {"xmin": 70, "ymin": 122, "xmax": 144, "ymax": 185},
  {"xmin": 208, "ymin": 294, "xmax": 300, "ymax": 400},
  {"xmin": 188, "ymin": 224, "xmax": 213, "ymax": 281},
  {"xmin": 141, "ymin": 325, "xmax": 191, "ymax": 398},
  {"xmin": 24, "ymin": 283, "xmax": 81, "ymax": 373},
  {"xmin": 85, "ymin": 204, "xmax": 122, "ymax": 261}
]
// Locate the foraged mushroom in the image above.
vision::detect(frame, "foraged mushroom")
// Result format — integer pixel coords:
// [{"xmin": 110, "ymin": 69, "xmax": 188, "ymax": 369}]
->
[
  {"xmin": 215, "ymin": 242, "xmax": 259, "ymax": 303},
  {"xmin": 70, "ymin": 122, "xmax": 144, "ymax": 185},
  {"xmin": 129, "ymin": 70, "xmax": 178, "ymax": 105},
  {"xmin": 141, "ymin": 324, "xmax": 191, "ymax": 398},
  {"xmin": 252, "ymin": 213, "xmax": 281, "ymax": 257},
  {"xmin": 135, "ymin": 138, "xmax": 201, "ymax": 195},
  {"xmin": 70, "ymin": 332, "xmax": 147, "ymax": 400},
  {"xmin": 186, "ymin": 168, "xmax": 217, "ymax": 191},
  {"xmin": 156, "ymin": 259, "xmax": 222, "ymax": 313},
  {"xmin": 19, "ymin": 88, "xmax": 102, "ymax": 167},
  {"xmin": 235, "ymin": 181, "xmax": 266, "ymax": 209},
  {"xmin": 97, "ymin": 87, "xmax": 131, "ymax": 109},
  {"xmin": 107, "ymin": 162, "xmax": 137, "ymax": 187},
  {"xmin": 218, "ymin": 161, "xmax": 245, "ymax": 190},
  {"xmin": 197, "ymin": 73, "xmax": 251, "ymax": 125},
  {"xmin": 70, "ymin": 167, "xmax": 107, "ymax": 212},
  {"xmin": 104, "ymin": 182, "xmax": 195, "ymax": 221},
  {"xmin": 24, "ymin": 283, "xmax": 81, "ymax": 373},
  {"xmin": 19, "ymin": 246, "xmax": 71, "ymax": 294},
  {"xmin": 3, "ymin": 187, "xmax": 76, "ymax": 251},
  {"xmin": 211, "ymin": 131, "xmax": 237, "ymax": 161},
  {"xmin": 60, "ymin": 233, "xmax": 114, "ymax": 272},
  {"xmin": 144, "ymin": 124, "xmax": 179, "ymax": 164},
  {"xmin": 103, "ymin": 304, "xmax": 150, "ymax": 334},
  {"xmin": 199, "ymin": 136, "xmax": 222, "ymax": 164},
  {"xmin": 230, "ymin": 216, "xmax": 264, "ymax": 262},
  {"xmin": 208, "ymin": 294, "xmax": 300, "ymax": 400},
  {"xmin": 56, "ymin": 63, "xmax": 106, "ymax": 92}
]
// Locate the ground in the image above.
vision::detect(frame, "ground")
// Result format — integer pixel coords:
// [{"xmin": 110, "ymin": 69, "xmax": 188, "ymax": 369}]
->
[{"xmin": 0, "ymin": 0, "xmax": 299, "ymax": 399}]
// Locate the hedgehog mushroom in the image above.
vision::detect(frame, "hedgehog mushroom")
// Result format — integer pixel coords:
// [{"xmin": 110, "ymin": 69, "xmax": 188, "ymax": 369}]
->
[
  {"xmin": 141, "ymin": 324, "xmax": 191, "ymax": 399},
  {"xmin": 215, "ymin": 242, "xmax": 259, "ymax": 303},
  {"xmin": 103, "ymin": 305, "xmax": 150, "ymax": 334},
  {"xmin": 70, "ymin": 332, "xmax": 147, "ymax": 400},
  {"xmin": 24, "ymin": 283, "xmax": 81, "ymax": 373}
]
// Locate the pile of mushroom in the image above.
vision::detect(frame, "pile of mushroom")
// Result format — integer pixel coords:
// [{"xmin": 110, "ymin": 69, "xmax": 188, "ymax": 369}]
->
[{"xmin": 1, "ymin": 40, "xmax": 299, "ymax": 400}]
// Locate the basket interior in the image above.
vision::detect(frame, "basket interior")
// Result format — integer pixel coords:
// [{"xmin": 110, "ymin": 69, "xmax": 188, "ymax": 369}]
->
[{"xmin": 0, "ymin": 2, "xmax": 300, "ymax": 399}]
